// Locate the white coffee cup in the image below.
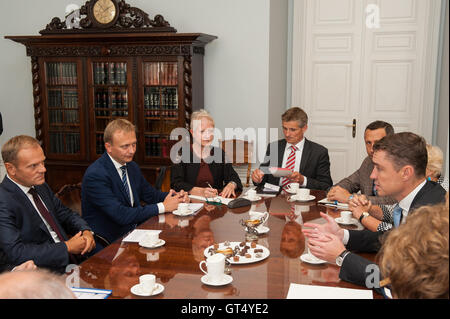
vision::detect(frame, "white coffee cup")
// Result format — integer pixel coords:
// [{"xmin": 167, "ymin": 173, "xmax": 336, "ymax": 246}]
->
[
  {"xmin": 289, "ymin": 183, "xmax": 300, "ymax": 192},
  {"xmin": 139, "ymin": 274, "xmax": 156, "ymax": 294},
  {"xmin": 178, "ymin": 203, "xmax": 189, "ymax": 214},
  {"xmin": 341, "ymin": 211, "xmax": 353, "ymax": 223},
  {"xmin": 247, "ymin": 189, "xmax": 257, "ymax": 200},
  {"xmin": 199, "ymin": 253, "xmax": 225, "ymax": 283},
  {"xmin": 249, "ymin": 211, "xmax": 269, "ymax": 224},
  {"xmin": 296, "ymin": 188, "xmax": 310, "ymax": 200},
  {"xmin": 308, "ymin": 247, "xmax": 321, "ymax": 262},
  {"xmin": 144, "ymin": 231, "xmax": 160, "ymax": 246}
]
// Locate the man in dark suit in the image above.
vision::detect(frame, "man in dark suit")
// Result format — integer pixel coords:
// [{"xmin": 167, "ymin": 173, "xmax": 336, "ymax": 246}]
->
[
  {"xmin": 251, "ymin": 107, "xmax": 332, "ymax": 191},
  {"xmin": 82, "ymin": 119, "xmax": 188, "ymax": 252},
  {"xmin": 303, "ymin": 132, "xmax": 446, "ymax": 287},
  {"xmin": 0, "ymin": 135, "xmax": 95, "ymax": 273}
]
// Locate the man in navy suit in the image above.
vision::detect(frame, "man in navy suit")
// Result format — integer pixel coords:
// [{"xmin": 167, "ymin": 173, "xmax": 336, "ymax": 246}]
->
[
  {"xmin": 0, "ymin": 135, "xmax": 95, "ymax": 273},
  {"xmin": 303, "ymin": 132, "xmax": 446, "ymax": 288},
  {"xmin": 251, "ymin": 107, "xmax": 332, "ymax": 191},
  {"xmin": 82, "ymin": 119, "xmax": 188, "ymax": 252}
]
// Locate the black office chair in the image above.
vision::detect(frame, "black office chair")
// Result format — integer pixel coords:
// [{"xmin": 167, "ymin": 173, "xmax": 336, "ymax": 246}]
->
[{"xmin": 154, "ymin": 166, "xmax": 167, "ymax": 190}]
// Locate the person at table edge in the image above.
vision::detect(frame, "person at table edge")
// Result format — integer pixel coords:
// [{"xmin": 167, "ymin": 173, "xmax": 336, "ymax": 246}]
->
[
  {"xmin": 303, "ymin": 132, "xmax": 446, "ymax": 288},
  {"xmin": 170, "ymin": 109, "xmax": 243, "ymax": 198},
  {"xmin": 251, "ymin": 107, "xmax": 332, "ymax": 191},
  {"xmin": 82, "ymin": 119, "xmax": 188, "ymax": 252}
]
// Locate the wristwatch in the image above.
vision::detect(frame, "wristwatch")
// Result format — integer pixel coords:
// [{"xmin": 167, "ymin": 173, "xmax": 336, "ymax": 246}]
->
[
  {"xmin": 359, "ymin": 212, "xmax": 369, "ymax": 223},
  {"xmin": 336, "ymin": 249, "xmax": 350, "ymax": 266}
]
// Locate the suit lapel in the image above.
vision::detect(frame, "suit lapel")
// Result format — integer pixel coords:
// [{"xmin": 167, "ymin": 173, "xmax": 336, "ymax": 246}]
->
[
  {"xmin": 102, "ymin": 153, "xmax": 132, "ymax": 206},
  {"xmin": 277, "ymin": 140, "xmax": 287, "ymax": 167},
  {"xmin": 299, "ymin": 139, "xmax": 310, "ymax": 173}
]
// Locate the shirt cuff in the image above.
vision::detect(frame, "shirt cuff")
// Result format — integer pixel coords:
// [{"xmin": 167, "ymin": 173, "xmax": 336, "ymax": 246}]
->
[
  {"xmin": 157, "ymin": 203, "xmax": 165, "ymax": 214},
  {"xmin": 342, "ymin": 229, "xmax": 350, "ymax": 245},
  {"xmin": 301, "ymin": 176, "xmax": 307, "ymax": 187}
]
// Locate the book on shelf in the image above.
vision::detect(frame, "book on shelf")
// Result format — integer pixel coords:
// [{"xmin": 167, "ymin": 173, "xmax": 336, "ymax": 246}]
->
[
  {"xmin": 94, "ymin": 62, "xmax": 127, "ymax": 85},
  {"xmin": 46, "ymin": 62, "xmax": 77, "ymax": 86}
]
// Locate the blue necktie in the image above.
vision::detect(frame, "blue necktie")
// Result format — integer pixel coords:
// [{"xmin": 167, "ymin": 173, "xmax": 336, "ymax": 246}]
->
[
  {"xmin": 120, "ymin": 165, "xmax": 131, "ymax": 204},
  {"xmin": 372, "ymin": 181, "xmax": 378, "ymax": 196},
  {"xmin": 392, "ymin": 205, "xmax": 403, "ymax": 228}
]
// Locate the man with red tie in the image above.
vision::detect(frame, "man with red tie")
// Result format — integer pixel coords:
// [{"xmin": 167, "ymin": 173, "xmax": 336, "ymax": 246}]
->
[
  {"xmin": 251, "ymin": 107, "xmax": 332, "ymax": 191},
  {"xmin": 0, "ymin": 135, "xmax": 95, "ymax": 273}
]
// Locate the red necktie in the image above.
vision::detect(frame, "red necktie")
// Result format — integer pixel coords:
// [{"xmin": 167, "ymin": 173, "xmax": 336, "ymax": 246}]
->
[
  {"xmin": 281, "ymin": 145, "xmax": 298, "ymax": 190},
  {"xmin": 28, "ymin": 187, "xmax": 65, "ymax": 241},
  {"xmin": 288, "ymin": 204, "xmax": 296, "ymax": 221}
]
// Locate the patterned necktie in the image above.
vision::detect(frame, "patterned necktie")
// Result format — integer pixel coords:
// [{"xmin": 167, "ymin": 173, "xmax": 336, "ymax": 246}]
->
[
  {"xmin": 392, "ymin": 204, "xmax": 403, "ymax": 228},
  {"xmin": 28, "ymin": 187, "xmax": 65, "ymax": 241},
  {"xmin": 288, "ymin": 204, "xmax": 296, "ymax": 221},
  {"xmin": 281, "ymin": 145, "xmax": 298, "ymax": 190},
  {"xmin": 120, "ymin": 165, "xmax": 131, "ymax": 204}
]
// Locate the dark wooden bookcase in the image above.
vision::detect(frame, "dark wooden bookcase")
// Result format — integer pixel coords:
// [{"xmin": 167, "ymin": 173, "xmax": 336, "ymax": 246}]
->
[{"xmin": 5, "ymin": 0, "xmax": 216, "ymax": 192}]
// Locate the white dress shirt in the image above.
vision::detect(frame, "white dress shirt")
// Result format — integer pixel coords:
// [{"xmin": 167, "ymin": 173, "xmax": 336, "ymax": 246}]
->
[
  {"xmin": 280, "ymin": 138, "xmax": 307, "ymax": 187},
  {"xmin": 107, "ymin": 154, "xmax": 165, "ymax": 214},
  {"xmin": 6, "ymin": 175, "xmax": 60, "ymax": 243}
]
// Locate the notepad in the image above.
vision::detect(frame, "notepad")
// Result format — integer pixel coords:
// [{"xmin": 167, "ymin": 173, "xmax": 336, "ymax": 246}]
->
[
  {"xmin": 286, "ymin": 283, "xmax": 373, "ymax": 299},
  {"xmin": 122, "ymin": 229, "xmax": 161, "ymax": 243},
  {"xmin": 188, "ymin": 195, "xmax": 234, "ymax": 205},
  {"xmin": 318, "ymin": 198, "xmax": 349, "ymax": 210},
  {"xmin": 71, "ymin": 287, "xmax": 112, "ymax": 299}
]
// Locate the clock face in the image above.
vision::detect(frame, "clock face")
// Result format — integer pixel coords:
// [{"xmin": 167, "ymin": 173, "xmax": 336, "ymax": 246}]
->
[{"xmin": 93, "ymin": 0, "xmax": 117, "ymax": 25}]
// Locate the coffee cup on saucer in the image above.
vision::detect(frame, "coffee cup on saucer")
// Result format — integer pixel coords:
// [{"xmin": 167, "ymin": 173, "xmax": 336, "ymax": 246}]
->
[
  {"xmin": 178, "ymin": 203, "xmax": 190, "ymax": 214},
  {"xmin": 199, "ymin": 253, "xmax": 226, "ymax": 283},
  {"xmin": 246, "ymin": 189, "xmax": 257, "ymax": 200},
  {"xmin": 143, "ymin": 231, "xmax": 160, "ymax": 246},
  {"xmin": 341, "ymin": 211, "xmax": 352, "ymax": 224},
  {"xmin": 296, "ymin": 188, "xmax": 310, "ymax": 200},
  {"xmin": 308, "ymin": 248, "xmax": 321, "ymax": 262},
  {"xmin": 139, "ymin": 274, "xmax": 156, "ymax": 294},
  {"xmin": 249, "ymin": 211, "xmax": 269, "ymax": 225}
]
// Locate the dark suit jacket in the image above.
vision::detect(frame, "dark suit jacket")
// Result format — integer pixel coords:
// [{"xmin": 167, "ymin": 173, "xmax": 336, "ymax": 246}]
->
[
  {"xmin": 256, "ymin": 139, "xmax": 332, "ymax": 190},
  {"xmin": 0, "ymin": 176, "xmax": 91, "ymax": 272},
  {"xmin": 81, "ymin": 153, "xmax": 168, "ymax": 247},
  {"xmin": 339, "ymin": 180, "xmax": 446, "ymax": 287},
  {"xmin": 170, "ymin": 146, "xmax": 243, "ymax": 192},
  {"xmin": 335, "ymin": 156, "xmax": 396, "ymax": 206}
]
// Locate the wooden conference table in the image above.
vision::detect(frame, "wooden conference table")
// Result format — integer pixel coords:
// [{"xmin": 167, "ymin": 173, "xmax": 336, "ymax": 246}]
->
[{"xmin": 75, "ymin": 190, "xmax": 381, "ymax": 299}]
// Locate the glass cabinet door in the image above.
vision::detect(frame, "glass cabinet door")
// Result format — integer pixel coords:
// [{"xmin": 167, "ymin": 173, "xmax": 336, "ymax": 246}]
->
[
  {"xmin": 44, "ymin": 60, "xmax": 84, "ymax": 159},
  {"xmin": 141, "ymin": 61, "xmax": 180, "ymax": 160}
]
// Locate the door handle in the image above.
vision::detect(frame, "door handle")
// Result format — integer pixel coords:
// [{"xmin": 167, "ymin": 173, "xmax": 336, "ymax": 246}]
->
[{"xmin": 345, "ymin": 119, "xmax": 357, "ymax": 138}]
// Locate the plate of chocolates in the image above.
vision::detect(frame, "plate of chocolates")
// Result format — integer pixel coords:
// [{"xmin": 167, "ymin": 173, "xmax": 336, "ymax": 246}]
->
[{"xmin": 204, "ymin": 241, "xmax": 270, "ymax": 264}]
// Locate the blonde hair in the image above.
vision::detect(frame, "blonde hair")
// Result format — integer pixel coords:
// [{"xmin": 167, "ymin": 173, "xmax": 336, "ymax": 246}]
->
[
  {"xmin": 426, "ymin": 144, "xmax": 444, "ymax": 178},
  {"xmin": 1, "ymin": 135, "xmax": 40, "ymax": 164},
  {"xmin": 378, "ymin": 203, "xmax": 449, "ymax": 299},
  {"xmin": 103, "ymin": 119, "xmax": 136, "ymax": 144},
  {"xmin": 190, "ymin": 109, "xmax": 214, "ymax": 129}
]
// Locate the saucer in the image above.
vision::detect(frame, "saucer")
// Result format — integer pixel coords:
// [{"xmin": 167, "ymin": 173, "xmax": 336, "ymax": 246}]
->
[
  {"xmin": 300, "ymin": 253, "xmax": 327, "ymax": 265},
  {"xmin": 173, "ymin": 209, "xmax": 194, "ymax": 216},
  {"xmin": 245, "ymin": 225, "xmax": 270, "ymax": 234},
  {"xmin": 131, "ymin": 283, "xmax": 164, "ymax": 296},
  {"xmin": 242, "ymin": 195, "xmax": 262, "ymax": 201},
  {"xmin": 289, "ymin": 195, "xmax": 316, "ymax": 202},
  {"xmin": 284, "ymin": 187, "xmax": 298, "ymax": 194},
  {"xmin": 139, "ymin": 239, "xmax": 165, "ymax": 249},
  {"xmin": 335, "ymin": 217, "xmax": 358, "ymax": 225},
  {"xmin": 201, "ymin": 274, "xmax": 233, "ymax": 286}
]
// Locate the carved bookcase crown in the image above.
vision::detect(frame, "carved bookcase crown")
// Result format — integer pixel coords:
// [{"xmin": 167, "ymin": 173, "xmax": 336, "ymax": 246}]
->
[{"xmin": 40, "ymin": 0, "xmax": 176, "ymax": 34}]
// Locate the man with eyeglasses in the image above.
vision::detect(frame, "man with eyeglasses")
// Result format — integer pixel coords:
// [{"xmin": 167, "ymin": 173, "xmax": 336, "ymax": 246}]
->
[
  {"xmin": 251, "ymin": 107, "xmax": 332, "ymax": 191},
  {"xmin": 82, "ymin": 119, "xmax": 188, "ymax": 253}
]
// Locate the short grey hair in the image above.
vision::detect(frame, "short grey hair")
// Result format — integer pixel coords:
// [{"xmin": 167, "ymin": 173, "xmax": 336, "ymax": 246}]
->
[{"xmin": 190, "ymin": 109, "xmax": 215, "ymax": 129}]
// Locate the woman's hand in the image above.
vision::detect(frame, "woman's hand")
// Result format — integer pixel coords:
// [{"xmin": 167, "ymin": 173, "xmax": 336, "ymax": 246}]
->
[{"xmin": 220, "ymin": 182, "xmax": 237, "ymax": 198}]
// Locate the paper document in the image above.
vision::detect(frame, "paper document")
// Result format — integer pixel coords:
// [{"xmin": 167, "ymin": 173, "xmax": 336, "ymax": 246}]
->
[
  {"xmin": 286, "ymin": 283, "xmax": 373, "ymax": 299},
  {"xmin": 122, "ymin": 229, "xmax": 161, "ymax": 243},
  {"xmin": 188, "ymin": 195, "xmax": 234, "ymax": 205},
  {"xmin": 318, "ymin": 198, "xmax": 349, "ymax": 209},
  {"xmin": 71, "ymin": 287, "xmax": 112, "ymax": 299}
]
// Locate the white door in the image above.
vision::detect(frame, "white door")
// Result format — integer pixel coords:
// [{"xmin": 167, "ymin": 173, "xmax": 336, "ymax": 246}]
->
[{"xmin": 291, "ymin": 0, "xmax": 442, "ymax": 183}]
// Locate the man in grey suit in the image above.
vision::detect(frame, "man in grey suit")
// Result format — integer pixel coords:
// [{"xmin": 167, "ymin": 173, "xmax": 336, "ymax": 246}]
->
[
  {"xmin": 303, "ymin": 132, "xmax": 446, "ymax": 288},
  {"xmin": 327, "ymin": 120, "xmax": 396, "ymax": 206}
]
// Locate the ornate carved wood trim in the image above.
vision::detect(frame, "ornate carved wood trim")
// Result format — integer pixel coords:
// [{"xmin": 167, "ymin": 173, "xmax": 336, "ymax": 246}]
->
[
  {"xmin": 40, "ymin": 0, "xmax": 176, "ymax": 34},
  {"xmin": 25, "ymin": 45, "xmax": 193, "ymax": 57},
  {"xmin": 183, "ymin": 55, "xmax": 192, "ymax": 129},
  {"xmin": 31, "ymin": 57, "xmax": 44, "ymax": 146}
]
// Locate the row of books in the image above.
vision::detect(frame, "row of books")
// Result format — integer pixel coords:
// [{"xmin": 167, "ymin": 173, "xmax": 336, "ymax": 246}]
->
[
  {"xmin": 49, "ymin": 110, "xmax": 79, "ymax": 124},
  {"xmin": 144, "ymin": 119, "xmax": 178, "ymax": 133},
  {"xmin": 50, "ymin": 132, "xmax": 80, "ymax": 154},
  {"xmin": 96, "ymin": 134, "xmax": 106, "ymax": 155},
  {"xmin": 48, "ymin": 90, "xmax": 78, "ymax": 108},
  {"xmin": 145, "ymin": 110, "xmax": 178, "ymax": 118},
  {"xmin": 93, "ymin": 62, "xmax": 127, "ymax": 85},
  {"xmin": 95, "ymin": 89, "xmax": 128, "ymax": 116},
  {"xmin": 144, "ymin": 62, "xmax": 178, "ymax": 86},
  {"xmin": 145, "ymin": 136, "xmax": 171, "ymax": 157},
  {"xmin": 144, "ymin": 87, "xmax": 178, "ymax": 116},
  {"xmin": 47, "ymin": 62, "xmax": 78, "ymax": 86}
]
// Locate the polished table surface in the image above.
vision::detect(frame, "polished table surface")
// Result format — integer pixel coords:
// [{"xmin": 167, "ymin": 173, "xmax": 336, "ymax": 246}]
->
[{"xmin": 75, "ymin": 190, "xmax": 381, "ymax": 299}]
